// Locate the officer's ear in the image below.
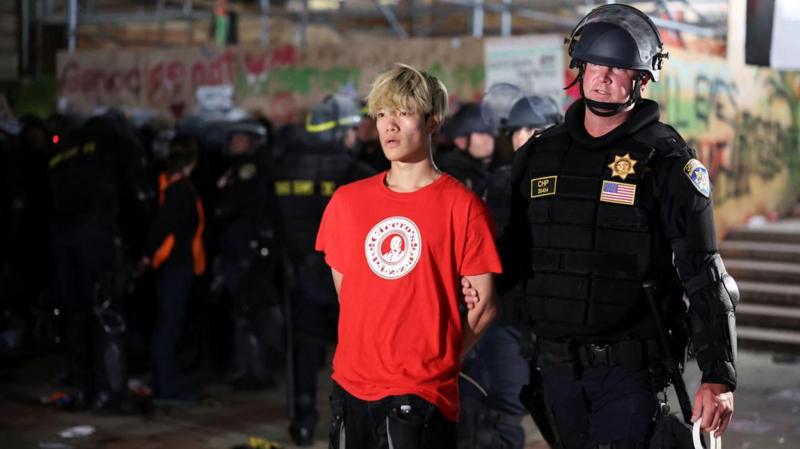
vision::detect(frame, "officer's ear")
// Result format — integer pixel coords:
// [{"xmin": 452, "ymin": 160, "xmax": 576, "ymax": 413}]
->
[{"xmin": 640, "ymin": 72, "xmax": 651, "ymax": 90}]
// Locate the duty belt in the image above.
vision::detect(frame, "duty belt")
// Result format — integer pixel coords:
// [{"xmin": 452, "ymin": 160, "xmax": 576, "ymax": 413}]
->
[{"xmin": 538, "ymin": 338, "xmax": 661, "ymax": 370}]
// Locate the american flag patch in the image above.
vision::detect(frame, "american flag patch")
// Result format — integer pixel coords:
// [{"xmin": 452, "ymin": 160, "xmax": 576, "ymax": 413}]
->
[{"xmin": 600, "ymin": 181, "xmax": 636, "ymax": 205}]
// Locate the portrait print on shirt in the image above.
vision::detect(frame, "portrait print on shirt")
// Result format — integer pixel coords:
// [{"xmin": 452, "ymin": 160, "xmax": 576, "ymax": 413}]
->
[{"xmin": 364, "ymin": 216, "xmax": 422, "ymax": 280}]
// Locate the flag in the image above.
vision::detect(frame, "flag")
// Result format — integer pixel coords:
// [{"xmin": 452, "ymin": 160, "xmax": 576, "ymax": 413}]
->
[{"xmin": 600, "ymin": 181, "xmax": 636, "ymax": 206}]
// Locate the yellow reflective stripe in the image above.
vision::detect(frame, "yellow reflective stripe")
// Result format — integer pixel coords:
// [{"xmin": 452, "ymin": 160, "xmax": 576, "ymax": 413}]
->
[
  {"xmin": 48, "ymin": 143, "xmax": 97, "ymax": 169},
  {"xmin": 321, "ymin": 181, "xmax": 336, "ymax": 196},
  {"xmin": 305, "ymin": 114, "xmax": 337, "ymax": 133},
  {"xmin": 305, "ymin": 114, "xmax": 360, "ymax": 133},
  {"xmin": 292, "ymin": 180, "xmax": 314, "ymax": 196},
  {"xmin": 275, "ymin": 180, "xmax": 291, "ymax": 196},
  {"xmin": 338, "ymin": 115, "xmax": 360, "ymax": 126},
  {"xmin": 48, "ymin": 153, "xmax": 63, "ymax": 169}
]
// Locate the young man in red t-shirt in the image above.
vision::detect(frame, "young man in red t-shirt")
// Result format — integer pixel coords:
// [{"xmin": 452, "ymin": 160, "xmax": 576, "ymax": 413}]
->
[{"xmin": 316, "ymin": 64, "xmax": 502, "ymax": 448}]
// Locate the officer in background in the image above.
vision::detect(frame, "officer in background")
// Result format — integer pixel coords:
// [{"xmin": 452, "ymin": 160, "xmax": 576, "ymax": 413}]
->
[
  {"xmin": 506, "ymin": 96, "xmax": 564, "ymax": 154},
  {"xmin": 459, "ymin": 94, "xmax": 564, "ymax": 449},
  {"xmin": 348, "ymin": 103, "xmax": 389, "ymax": 172},
  {"xmin": 48, "ymin": 112, "xmax": 152, "ymax": 412},
  {"xmin": 436, "ymin": 103, "xmax": 496, "ymax": 195},
  {"xmin": 3, "ymin": 117, "xmax": 54, "ymax": 346},
  {"xmin": 494, "ymin": 5, "xmax": 737, "ymax": 447},
  {"xmin": 274, "ymin": 94, "xmax": 375, "ymax": 446},
  {"xmin": 213, "ymin": 121, "xmax": 282, "ymax": 389},
  {"xmin": 485, "ymin": 94, "xmax": 564, "ymax": 238}
]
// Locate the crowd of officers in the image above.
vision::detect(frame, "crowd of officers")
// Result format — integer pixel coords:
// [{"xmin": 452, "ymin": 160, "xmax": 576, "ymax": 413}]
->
[
  {"xmin": 2, "ymin": 5, "xmax": 741, "ymax": 449},
  {"xmin": 0, "ymin": 89, "xmax": 555, "ymax": 447}
]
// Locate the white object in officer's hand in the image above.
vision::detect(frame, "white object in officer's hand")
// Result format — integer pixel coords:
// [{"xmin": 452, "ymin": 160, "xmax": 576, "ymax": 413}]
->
[{"xmin": 692, "ymin": 421, "xmax": 721, "ymax": 449}]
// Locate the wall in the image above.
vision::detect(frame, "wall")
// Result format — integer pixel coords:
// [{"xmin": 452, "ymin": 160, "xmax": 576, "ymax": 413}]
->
[
  {"xmin": 56, "ymin": 36, "xmax": 485, "ymax": 125},
  {"xmin": 56, "ymin": 33, "xmax": 800, "ymax": 234},
  {"xmin": 648, "ymin": 49, "xmax": 800, "ymax": 233}
]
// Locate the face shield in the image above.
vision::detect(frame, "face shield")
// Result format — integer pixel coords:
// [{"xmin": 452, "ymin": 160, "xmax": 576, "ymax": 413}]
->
[
  {"xmin": 305, "ymin": 94, "xmax": 362, "ymax": 143},
  {"xmin": 480, "ymin": 82, "xmax": 526, "ymax": 131},
  {"xmin": 567, "ymin": 4, "xmax": 666, "ymax": 82},
  {"xmin": 565, "ymin": 4, "xmax": 668, "ymax": 117}
]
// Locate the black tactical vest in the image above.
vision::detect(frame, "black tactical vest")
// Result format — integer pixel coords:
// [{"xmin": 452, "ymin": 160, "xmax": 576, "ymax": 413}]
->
[
  {"xmin": 484, "ymin": 164, "xmax": 512, "ymax": 240},
  {"xmin": 518, "ymin": 100, "xmax": 690, "ymax": 338},
  {"xmin": 274, "ymin": 140, "xmax": 375, "ymax": 262}
]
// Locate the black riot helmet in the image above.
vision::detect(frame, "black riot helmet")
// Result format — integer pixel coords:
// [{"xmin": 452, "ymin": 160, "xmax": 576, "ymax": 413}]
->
[
  {"xmin": 225, "ymin": 120, "xmax": 268, "ymax": 155},
  {"xmin": 305, "ymin": 94, "xmax": 361, "ymax": 143},
  {"xmin": 566, "ymin": 4, "xmax": 668, "ymax": 117},
  {"xmin": 506, "ymin": 95, "xmax": 563, "ymax": 133},
  {"xmin": 444, "ymin": 103, "xmax": 496, "ymax": 140}
]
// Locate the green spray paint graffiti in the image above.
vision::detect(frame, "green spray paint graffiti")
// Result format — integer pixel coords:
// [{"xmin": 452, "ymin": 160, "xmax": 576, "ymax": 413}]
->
[
  {"xmin": 236, "ymin": 66, "xmax": 361, "ymax": 96},
  {"xmin": 237, "ymin": 63, "xmax": 483, "ymax": 97},
  {"xmin": 235, "ymin": 61, "xmax": 484, "ymax": 123}
]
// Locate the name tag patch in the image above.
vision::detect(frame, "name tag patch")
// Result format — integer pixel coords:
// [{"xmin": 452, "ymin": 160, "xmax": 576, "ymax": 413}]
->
[
  {"xmin": 530, "ymin": 176, "xmax": 557, "ymax": 198},
  {"xmin": 600, "ymin": 180, "xmax": 637, "ymax": 205}
]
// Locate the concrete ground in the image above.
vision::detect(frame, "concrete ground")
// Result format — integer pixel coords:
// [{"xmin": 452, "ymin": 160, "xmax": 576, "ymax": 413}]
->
[{"xmin": 1, "ymin": 349, "xmax": 798, "ymax": 449}]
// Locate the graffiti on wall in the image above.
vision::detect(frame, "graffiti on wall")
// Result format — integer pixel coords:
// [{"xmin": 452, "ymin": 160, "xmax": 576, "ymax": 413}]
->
[
  {"xmin": 57, "ymin": 38, "xmax": 486, "ymax": 125},
  {"xmin": 647, "ymin": 49, "xmax": 800, "ymax": 210}
]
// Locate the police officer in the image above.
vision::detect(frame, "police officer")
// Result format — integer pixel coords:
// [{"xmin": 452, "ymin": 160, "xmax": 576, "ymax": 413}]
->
[
  {"xmin": 49, "ymin": 112, "xmax": 152, "ymax": 412},
  {"xmin": 506, "ymin": 95, "xmax": 564, "ymax": 153},
  {"xmin": 464, "ymin": 5, "xmax": 738, "ymax": 448},
  {"xmin": 436, "ymin": 103, "xmax": 495, "ymax": 195},
  {"xmin": 459, "ymin": 94, "xmax": 564, "ymax": 449},
  {"xmin": 4, "ymin": 117, "xmax": 54, "ymax": 340},
  {"xmin": 274, "ymin": 94, "xmax": 375, "ymax": 446},
  {"xmin": 485, "ymin": 94, "xmax": 564, "ymax": 239},
  {"xmin": 348, "ymin": 103, "xmax": 389, "ymax": 172},
  {"xmin": 213, "ymin": 121, "xmax": 282, "ymax": 389}
]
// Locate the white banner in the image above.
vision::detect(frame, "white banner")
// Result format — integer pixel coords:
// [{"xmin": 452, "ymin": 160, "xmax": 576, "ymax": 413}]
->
[
  {"xmin": 484, "ymin": 35, "xmax": 564, "ymax": 101},
  {"xmin": 770, "ymin": 0, "xmax": 800, "ymax": 69}
]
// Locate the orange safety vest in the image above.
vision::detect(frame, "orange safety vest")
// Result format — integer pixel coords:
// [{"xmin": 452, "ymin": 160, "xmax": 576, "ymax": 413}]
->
[{"xmin": 152, "ymin": 172, "xmax": 207, "ymax": 275}]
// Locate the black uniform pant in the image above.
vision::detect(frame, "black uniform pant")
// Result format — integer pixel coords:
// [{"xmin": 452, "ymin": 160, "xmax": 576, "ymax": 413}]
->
[
  {"xmin": 291, "ymin": 267, "xmax": 339, "ymax": 429},
  {"xmin": 151, "ymin": 263, "xmax": 193, "ymax": 399},
  {"xmin": 539, "ymin": 363, "xmax": 658, "ymax": 449},
  {"xmin": 329, "ymin": 382, "xmax": 457, "ymax": 449},
  {"xmin": 292, "ymin": 301, "xmax": 338, "ymax": 426},
  {"xmin": 53, "ymin": 222, "xmax": 117, "ymax": 399},
  {"xmin": 459, "ymin": 323, "xmax": 529, "ymax": 449},
  {"xmin": 224, "ymin": 257, "xmax": 282, "ymax": 384}
]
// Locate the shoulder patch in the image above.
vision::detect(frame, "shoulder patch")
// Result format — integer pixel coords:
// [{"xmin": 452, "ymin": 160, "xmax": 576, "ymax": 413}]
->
[
  {"xmin": 683, "ymin": 159, "xmax": 710, "ymax": 198},
  {"xmin": 238, "ymin": 163, "xmax": 257, "ymax": 180}
]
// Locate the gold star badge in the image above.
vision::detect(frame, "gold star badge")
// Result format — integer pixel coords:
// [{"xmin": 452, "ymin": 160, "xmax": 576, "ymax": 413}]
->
[{"xmin": 608, "ymin": 153, "xmax": 637, "ymax": 180}]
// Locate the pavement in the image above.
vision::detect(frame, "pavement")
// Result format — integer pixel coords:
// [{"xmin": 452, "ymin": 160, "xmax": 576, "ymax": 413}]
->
[{"xmin": 1, "ymin": 349, "xmax": 798, "ymax": 449}]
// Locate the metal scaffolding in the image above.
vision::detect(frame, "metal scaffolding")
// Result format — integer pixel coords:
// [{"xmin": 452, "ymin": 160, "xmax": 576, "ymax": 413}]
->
[{"xmin": 18, "ymin": 0, "xmax": 729, "ymax": 73}]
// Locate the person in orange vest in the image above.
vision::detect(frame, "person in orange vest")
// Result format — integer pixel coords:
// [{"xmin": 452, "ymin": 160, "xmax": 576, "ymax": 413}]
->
[{"xmin": 141, "ymin": 134, "xmax": 205, "ymax": 404}]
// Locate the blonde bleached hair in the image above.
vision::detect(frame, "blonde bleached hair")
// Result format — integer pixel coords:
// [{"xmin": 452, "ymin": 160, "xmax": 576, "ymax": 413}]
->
[{"xmin": 367, "ymin": 63, "xmax": 448, "ymax": 121}]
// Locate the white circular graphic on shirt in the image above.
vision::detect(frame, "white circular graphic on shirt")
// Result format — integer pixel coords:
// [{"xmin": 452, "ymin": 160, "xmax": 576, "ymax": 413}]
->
[{"xmin": 364, "ymin": 216, "xmax": 422, "ymax": 280}]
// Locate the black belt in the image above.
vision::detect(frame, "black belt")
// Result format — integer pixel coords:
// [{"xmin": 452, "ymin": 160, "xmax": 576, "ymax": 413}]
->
[{"xmin": 538, "ymin": 338, "xmax": 660, "ymax": 370}]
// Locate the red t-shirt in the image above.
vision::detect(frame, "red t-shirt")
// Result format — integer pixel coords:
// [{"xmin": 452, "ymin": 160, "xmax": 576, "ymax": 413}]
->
[{"xmin": 315, "ymin": 172, "xmax": 502, "ymax": 421}]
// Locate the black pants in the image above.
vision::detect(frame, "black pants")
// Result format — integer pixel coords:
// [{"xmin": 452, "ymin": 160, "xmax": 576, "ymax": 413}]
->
[
  {"xmin": 329, "ymin": 382, "xmax": 456, "ymax": 449},
  {"xmin": 292, "ymin": 266, "xmax": 339, "ymax": 429},
  {"xmin": 459, "ymin": 323, "xmax": 528, "ymax": 449},
  {"xmin": 151, "ymin": 264, "xmax": 194, "ymax": 399},
  {"xmin": 53, "ymin": 222, "xmax": 117, "ymax": 400},
  {"xmin": 539, "ymin": 364, "xmax": 659, "ymax": 449}
]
